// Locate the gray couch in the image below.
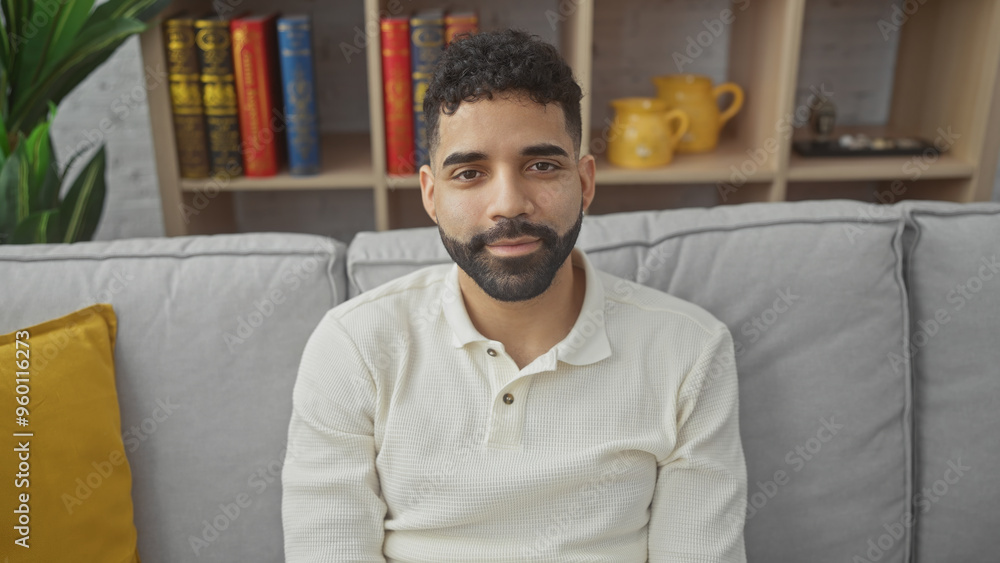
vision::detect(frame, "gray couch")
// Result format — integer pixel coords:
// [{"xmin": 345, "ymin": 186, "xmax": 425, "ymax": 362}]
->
[{"xmin": 1, "ymin": 199, "xmax": 998, "ymax": 563}]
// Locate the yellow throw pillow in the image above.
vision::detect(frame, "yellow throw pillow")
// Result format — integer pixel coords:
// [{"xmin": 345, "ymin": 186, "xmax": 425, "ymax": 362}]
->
[{"xmin": 1, "ymin": 304, "xmax": 139, "ymax": 562}]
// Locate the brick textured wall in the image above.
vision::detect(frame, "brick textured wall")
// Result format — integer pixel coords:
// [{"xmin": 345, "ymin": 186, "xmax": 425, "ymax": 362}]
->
[{"xmin": 50, "ymin": 0, "xmax": 1000, "ymax": 243}]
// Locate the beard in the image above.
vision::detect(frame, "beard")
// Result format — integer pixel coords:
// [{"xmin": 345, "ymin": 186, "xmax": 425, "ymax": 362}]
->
[{"xmin": 438, "ymin": 205, "xmax": 584, "ymax": 302}]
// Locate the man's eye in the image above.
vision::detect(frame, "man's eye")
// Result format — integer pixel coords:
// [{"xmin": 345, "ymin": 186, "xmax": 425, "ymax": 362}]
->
[
  {"xmin": 531, "ymin": 162, "xmax": 559, "ymax": 172},
  {"xmin": 455, "ymin": 170, "xmax": 481, "ymax": 180}
]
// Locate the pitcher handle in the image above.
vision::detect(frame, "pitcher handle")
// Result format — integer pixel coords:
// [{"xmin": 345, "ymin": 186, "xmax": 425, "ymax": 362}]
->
[
  {"xmin": 714, "ymin": 82, "xmax": 744, "ymax": 125},
  {"xmin": 663, "ymin": 109, "xmax": 690, "ymax": 148}
]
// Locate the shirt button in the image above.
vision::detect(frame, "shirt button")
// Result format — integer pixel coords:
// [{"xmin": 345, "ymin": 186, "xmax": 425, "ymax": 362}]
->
[
  {"xmin": 487, "ymin": 348, "xmax": 497, "ymax": 357},
  {"xmin": 503, "ymin": 393, "xmax": 514, "ymax": 405}
]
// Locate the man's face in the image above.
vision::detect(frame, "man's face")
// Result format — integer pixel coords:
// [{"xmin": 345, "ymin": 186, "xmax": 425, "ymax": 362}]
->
[{"xmin": 419, "ymin": 92, "xmax": 596, "ymax": 302}]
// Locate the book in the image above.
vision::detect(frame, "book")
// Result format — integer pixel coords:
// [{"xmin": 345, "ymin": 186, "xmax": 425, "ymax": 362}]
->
[
  {"xmin": 231, "ymin": 13, "xmax": 285, "ymax": 177},
  {"xmin": 277, "ymin": 15, "xmax": 321, "ymax": 176},
  {"xmin": 163, "ymin": 14, "xmax": 211, "ymax": 178},
  {"xmin": 410, "ymin": 9, "xmax": 444, "ymax": 169},
  {"xmin": 193, "ymin": 15, "xmax": 243, "ymax": 178},
  {"xmin": 444, "ymin": 11, "xmax": 478, "ymax": 46},
  {"xmin": 381, "ymin": 16, "xmax": 414, "ymax": 175}
]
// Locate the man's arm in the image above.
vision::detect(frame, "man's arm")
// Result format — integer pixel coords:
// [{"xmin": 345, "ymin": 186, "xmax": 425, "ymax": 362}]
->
[
  {"xmin": 282, "ymin": 313, "xmax": 387, "ymax": 562},
  {"xmin": 648, "ymin": 326, "xmax": 747, "ymax": 563}
]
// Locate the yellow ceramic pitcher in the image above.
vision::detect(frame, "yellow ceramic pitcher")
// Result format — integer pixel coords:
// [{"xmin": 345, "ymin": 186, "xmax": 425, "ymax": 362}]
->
[
  {"xmin": 607, "ymin": 97, "xmax": 690, "ymax": 169},
  {"xmin": 652, "ymin": 74, "xmax": 744, "ymax": 153}
]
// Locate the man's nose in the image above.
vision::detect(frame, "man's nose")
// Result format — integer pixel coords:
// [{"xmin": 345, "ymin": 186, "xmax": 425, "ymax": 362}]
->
[{"xmin": 487, "ymin": 167, "xmax": 535, "ymax": 220}]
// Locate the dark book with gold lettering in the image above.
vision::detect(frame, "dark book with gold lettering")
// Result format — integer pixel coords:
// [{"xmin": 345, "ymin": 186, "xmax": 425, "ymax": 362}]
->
[
  {"xmin": 410, "ymin": 9, "xmax": 444, "ymax": 169},
  {"xmin": 193, "ymin": 14, "xmax": 243, "ymax": 178},
  {"xmin": 232, "ymin": 13, "xmax": 285, "ymax": 177},
  {"xmin": 277, "ymin": 14, "xmax": 321, "ymax": 176},
  {"xmin": 163, "ymin": 14, "xmax": 211, "ymax": 178}
]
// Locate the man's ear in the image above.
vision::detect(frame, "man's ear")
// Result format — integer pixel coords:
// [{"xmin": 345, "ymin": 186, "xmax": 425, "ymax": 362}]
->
[
  {"xmin": 419, "ymin": 164, "xmax": 437, "ymax": 224},
  {"xmin": 577, "ymin": 154, "xmax": 596, "ymax": 214}
]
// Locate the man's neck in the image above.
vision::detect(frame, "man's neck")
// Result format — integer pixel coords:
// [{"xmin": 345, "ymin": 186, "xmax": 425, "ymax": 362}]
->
[{"xmin": 457, "ymin": 256, "xmax": 587, "ymax": 370}]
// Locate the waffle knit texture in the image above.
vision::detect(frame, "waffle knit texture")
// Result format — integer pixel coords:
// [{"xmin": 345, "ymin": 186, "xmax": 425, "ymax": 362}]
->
[{"xmin": 282, "ymin": 248, "xmax": 747, "ymax": 562}]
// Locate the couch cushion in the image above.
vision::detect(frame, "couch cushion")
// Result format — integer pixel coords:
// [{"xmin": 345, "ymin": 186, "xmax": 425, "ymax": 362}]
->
[
  {"xmin": 348, "ymin": 200, "xmax": 913, "ymax": 563},
  {"xmin": 0, "ymin": 233, "xmax": 346, "ymax": 563},
  {"xmin": 1, "ymin": 304, "xmax": 139, "ymax": 562},
  {"xmin": 900, "ymin": 201, "xmax": 1000, "ymax": 563}
]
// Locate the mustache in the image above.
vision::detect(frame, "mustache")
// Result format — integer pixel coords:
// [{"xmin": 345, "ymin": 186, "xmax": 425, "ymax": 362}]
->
[{"xmin": 468, "ymin": 217, "xmax": 559, "ymax": 252}]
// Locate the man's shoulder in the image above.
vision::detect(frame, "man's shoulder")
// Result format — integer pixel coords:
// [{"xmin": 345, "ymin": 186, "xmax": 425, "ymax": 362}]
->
[
  {"xmin": 596, "ymin": 269, "xmax": 727, "ymax": 337},
  {"xmin": 330, "ymin": 263, "xmax": 452, "ymax": 323}
]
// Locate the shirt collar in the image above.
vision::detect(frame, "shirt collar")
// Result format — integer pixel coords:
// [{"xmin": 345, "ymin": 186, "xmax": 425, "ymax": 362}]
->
[{"xmin": 441, "ymin": 247, "xmax": 611, "ymax": 367}]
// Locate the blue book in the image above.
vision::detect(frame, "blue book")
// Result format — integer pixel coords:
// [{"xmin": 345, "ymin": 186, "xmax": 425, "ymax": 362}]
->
[
  {"xmin": 410, "ymin": 9, "xmax": 444, "ymax": 169},
  {"xmin": 277, "ymin": 15, "xmax": 321, "ymax": 175}
]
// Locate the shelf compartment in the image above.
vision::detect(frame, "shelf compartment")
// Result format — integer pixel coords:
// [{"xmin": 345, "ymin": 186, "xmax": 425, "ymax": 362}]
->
[
  {"xmin": 788, "ymin": 125, "xmax": 974, "ymax": 182},
  {"xmin": 594, "ymin": 133, "xmax": 776, "ymax": 185},
  {"xmin": 786, "ymin": 177, "xmax": 974, "ymax": 204},
  {"xmin": 180, "ymin": 132, "xmax": 375, "ymax": 192},
  {"xmin": 787, "ymin": 153, "xmax": 973, "ymax": 182}
]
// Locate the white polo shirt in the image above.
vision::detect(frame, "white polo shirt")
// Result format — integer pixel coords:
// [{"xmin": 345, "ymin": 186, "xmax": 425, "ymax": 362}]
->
[{"xmin": 282, "ymin": 248, "xmax": 747, "ymax": 562}]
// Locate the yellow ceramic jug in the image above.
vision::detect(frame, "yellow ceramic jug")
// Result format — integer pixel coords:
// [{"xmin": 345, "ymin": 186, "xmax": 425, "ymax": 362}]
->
[
  {"xmin": 652, "ymin": 74, "xmax": 743, "ymax": 153},
  {"xmin": 607, "ymin": 97, "xmax": 690, "ymax": 169}
]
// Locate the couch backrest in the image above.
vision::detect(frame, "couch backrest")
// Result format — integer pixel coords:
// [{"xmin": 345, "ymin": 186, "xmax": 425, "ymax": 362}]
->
[
  {"xmin": 899, "ymin": 203, "xmax": 1000, "ymax": 563},
  {"xmin": 0, "ymin": 233, "xmax": 346, "ymax": 563},
  {"xmin": 347, "ymin": 199, "xmax": 1000, "ymax": 563}
]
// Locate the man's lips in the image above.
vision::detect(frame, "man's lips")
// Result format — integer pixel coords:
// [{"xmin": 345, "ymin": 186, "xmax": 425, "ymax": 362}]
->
[{"xmin": 486, "ymin": 238, "xmax": 541, "ymax": 256}]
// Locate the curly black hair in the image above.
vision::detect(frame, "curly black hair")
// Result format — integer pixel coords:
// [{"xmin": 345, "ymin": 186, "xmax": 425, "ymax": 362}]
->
[{"xmin": 423, "ymin": 28, "xmax": 583, "ymax": 162}]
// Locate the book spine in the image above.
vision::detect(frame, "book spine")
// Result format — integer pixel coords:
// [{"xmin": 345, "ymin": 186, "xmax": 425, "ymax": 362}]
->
[
  {"xmin": 277, "ymin": 16, "xmax": 321, "ymax": 176},
  {"xmin": 410, "ymin": 14, "xmax": 444, "ymax": 169},
  {"xmin": 193, "ymin": 19, "xmax": 243, "ymax": 177},
  {"xmin": 231, "ymin": 15, "xmax": 283, "ymax": 177},
  {"xmin": 444, "ymin": 14, "xmax": 478, "ymax": 46},
  {"xmin": 163, "ymin": 17, "xmax": 211, "ymax": 178},
  {"xmin": 381, "ymin": 18, "xmax": 414, "ymax": 175}
]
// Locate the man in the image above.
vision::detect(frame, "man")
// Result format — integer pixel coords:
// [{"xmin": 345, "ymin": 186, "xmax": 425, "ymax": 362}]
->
[{"xmin": 282, "ymin": 29, "xmax": 747, "ymax": 562}]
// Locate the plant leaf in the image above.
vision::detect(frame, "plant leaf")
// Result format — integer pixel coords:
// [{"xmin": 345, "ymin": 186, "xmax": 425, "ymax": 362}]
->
[
  {"xmin": 0, "ymin": 71, "xmax": 8, "ymax": 159},
  {"xmin": 9, "ymin": 18, "xmax": 146, "ymax": 133},
  {"xmin": 11, "ymin": 208, "xmax": 62, "ymax": 244},
  {"xmin": 90, "ymin": 0, "xmax": 170, "ymax": 25},
  {"xmin": 24, "ymin": 119, "xmax": 52, "ymax": 191},
  {"xmin": 14, "ymin": 0, "xmax": 95, "ymax": 93},
  {"xmin": 0, "ymin": 134, "xmax": 31, "ymax": 243},
  {"xmin": 59, "ymin": 144, "xmax": 106, "ymax": 242}
]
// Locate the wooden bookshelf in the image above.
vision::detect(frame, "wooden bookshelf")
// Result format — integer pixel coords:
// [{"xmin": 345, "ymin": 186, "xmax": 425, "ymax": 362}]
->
[{"xmin": 139, "ymin": 0, "xmax": 1000, "ymax": 236}]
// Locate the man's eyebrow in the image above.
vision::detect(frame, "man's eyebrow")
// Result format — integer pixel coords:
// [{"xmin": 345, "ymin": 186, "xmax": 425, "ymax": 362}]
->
[
  {"xmin": 441, "ymin": 151, "xmax": 488, "ymax": 168},
  {"xmin": 521, "ymin": 143, "xmax": 570, "ymax": 159}
]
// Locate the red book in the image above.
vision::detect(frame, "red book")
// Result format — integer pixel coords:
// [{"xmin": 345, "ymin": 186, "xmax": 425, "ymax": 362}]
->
[
  {"xmin": 444, "ymin": 11, "xmax": 478, "ymax": 47},
  {"xmin": 381, "ymin": 16, "xmax": 415, "ymax": 175},
  {"xmin": 231, "ymin": 13, "xmax": 285, "ymax": 177}
]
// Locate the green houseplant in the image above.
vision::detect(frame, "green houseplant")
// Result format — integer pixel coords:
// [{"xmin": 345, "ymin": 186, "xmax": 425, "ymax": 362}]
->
[{"xmin": 0, "ymin": 0, "xmax": 169, "ymax": 244}]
